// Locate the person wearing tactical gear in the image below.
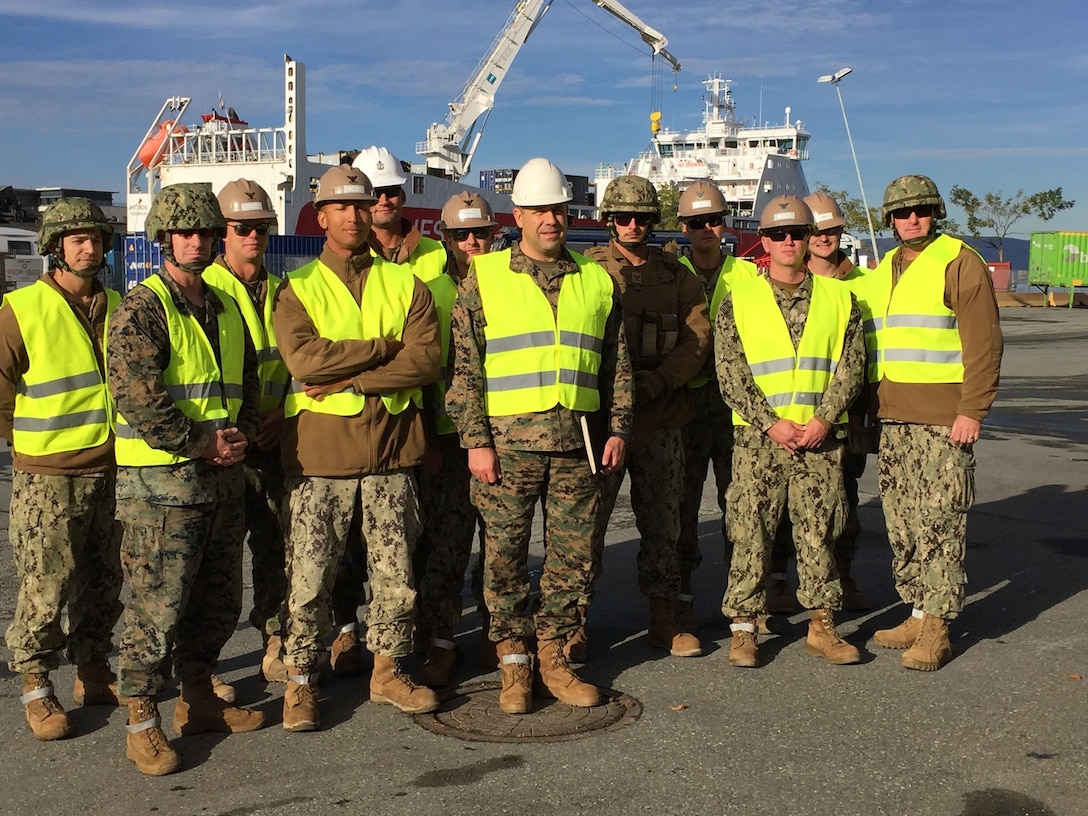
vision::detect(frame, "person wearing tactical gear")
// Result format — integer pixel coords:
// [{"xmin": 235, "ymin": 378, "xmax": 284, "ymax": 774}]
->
[
  {"xmin": 413, "ymin": 193, "xmax": 497, "ymax": 688},
  {"xmin": 446, "ymin": 157, "xmax": 633, "ymax": 714},
  {"xmin": 273, "ymin": 164, "xmax": 442, "ymax": 731},
  {"xmin": 870, "ymin": 175, "xmax": 1002, "ymax": 671},
  {"xmin": 108, "ymin": 183, "xmax": 264, "ymax": 776},
  {"xmin": 204, "ymin": 179, "xmax": 292, "ymax": 684},
  {"xmin": 675, "ymin": 181, "xmax": 758, "ymax": 633},
  {"xmin": 716, "ymin": 195, "xmax": 866, "ymax": 669},
  {"xmin": 765, "ymin": 192, "xmax": 873, "ymax": 614},
  {"xmin": 0, "ymin": 198, "xmax": 123, "ymax": 741},
  {"xmin": 586, "ymin": 175, "xmax": 710, "ymax": 659}
]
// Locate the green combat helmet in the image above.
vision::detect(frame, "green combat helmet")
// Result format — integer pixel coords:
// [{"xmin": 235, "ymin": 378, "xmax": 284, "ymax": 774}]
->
[
  {"xmin": 145, "ymin": 183, "xmax": 226, "ymax": 274},
  {"xmin": 882, "ymin": 174, "xmax": 945, "ymax": 249},
  {"xmin": 600, "ymin": 175, "xmax": 659, "ymax": 247},
  {"xmin": 38, "ymin": 197, "xmax": 114, "ymax": 277}
]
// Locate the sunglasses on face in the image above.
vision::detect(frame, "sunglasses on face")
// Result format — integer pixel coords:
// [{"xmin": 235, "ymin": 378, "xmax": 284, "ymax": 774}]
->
[
  {"xmin": 229, "ymin": 222, "xmax": 274, "ymax": 237},
  {"xmin": 374, "ymin": 186, "xmax": 404, "ymax": 200},
  {"xmin": 890, "ymin": 204, "xmax": 935, "ymax": 220},
  {"xmin": 763, "ymin": 227, "xmax": 811, "ymax": 242},
  {"xmin": 814, "ymin": 226, "xmax": 844, "ymax": 237},
  {"xmin": 174, "ymin": 228, "xmax": 218, "ymax": 239},
  {"xmin": 612, "ymin": 213, "xmax": 654, "ymax": 228},
  {"xmin": 684, "ymin": 214, "xmax": 724, "ymax": 230},
  {"xmin": 448, "ymin": 227, "xmax": 492, "ymax": 242}
]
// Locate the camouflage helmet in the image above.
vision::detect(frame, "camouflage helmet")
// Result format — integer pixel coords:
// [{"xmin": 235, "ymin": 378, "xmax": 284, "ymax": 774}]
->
[
  {"xmin": 600, "ymin": 175, "xmax": 660, "ymax": 217},
  {"xmin": 314, "ymin": 164, "xmax": 376, "ymax": 207},
  {"xmin": 804, "ymin": 192, "xmax": 845, "ymax": 230},
  {"xmin": 758, "ymin": 195, "xmax": 814, "ymax": 232},
  {"xmin": 38, "ymin": 197, "xmax": 114, "ymax": 255},
  {"xmin": 145, "ymin": 183, "xmax": 225, "ymax": 242},
  {"xmin": 218, "ymin": 178, "xmax": 277, "ymax": 222},
  {"xmin": 439, "ymin": 193, "xmax": 497, "ymax": 231},
  {"xmin": 678, "ymin": 181, "xmax": 727, "ymax": 218},
  {"xmin": 881, "ymin": 174, "xmax": 946, "ymax": 225}
]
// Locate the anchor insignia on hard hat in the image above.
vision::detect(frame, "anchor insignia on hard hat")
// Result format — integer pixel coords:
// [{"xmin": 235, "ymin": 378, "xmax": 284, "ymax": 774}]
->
[{"xmin": 375, "ymin": 160, "xmax": 385, "ymax": 171}]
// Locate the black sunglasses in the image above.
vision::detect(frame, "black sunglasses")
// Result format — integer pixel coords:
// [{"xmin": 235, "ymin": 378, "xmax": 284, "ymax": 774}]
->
[
  {"xmin": 374, "ymin": 186, "xmax": 404, "ymax": 200},
  {"xmin": 229, "ymin": 222, "xmax": 274, "ymax": 237},
  {"xmin": 890, "ymin": 204, "xmax": 935, "ymax": 220},
  {"xmin": 763, "ymin": 227, "xmax": 811, "ymax": 242},
  {"xmin": 448, "ymin": 227, "xmax": 492, "ymax": 241},
  {"xmin": 612, "ymin": 213, "xmax": 654, "ymax": 227},
  {"xmin": 685, "ymin": 214, "xmax": 724, "ymax": 230}
]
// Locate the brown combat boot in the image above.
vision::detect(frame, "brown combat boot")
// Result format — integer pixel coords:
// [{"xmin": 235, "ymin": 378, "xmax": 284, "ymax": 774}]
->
[
  {"xmin": 418, "ymin": 629, "xmax": 458, "ymax": 689},
  {"xmin": 73, "ymin": 657, "xmax": 122, "ymax": 706},
  {"xmin": 496, "ymin": 638, "xmax": 534, "ymax": 714},
  {"xmin": 536, "ymin": 638, "xmax": 599, "ymax": 707},
  {"xmin": 329, "ymin": 624, "xmax": 364, "ymax": 676},
  {"xmin": 647, "ymin": 596, "xmax": 702, "ymax": 657},
  {"xmin": 563, "ymin": 625, "xmax": 588, "ymax": 665},
  {"xmin": 126, "ymin": 697, "xmax": 180, "ymax": 776},
  {"xmin": 211, "ymin": 674, "xmax": 235, "ymax": 702},
  {"xmin": 282, "ymin": 669, "xmax": 321, "ymax": 732},
  {"xmin": 728, "ymin": 618, "xmax": 759, "ymax": 668},
  {"xmin": 874, "ymin": 608, "xmax": 924, "ymax": 649},
  {"xmin": 21, "ymin": 673, "xmax": 72, "ymax": 741},
  {"xmin": 173, "ymin": 676, "xmax": 264, "ymax": 735},
  {"xmin": 901, "ymin": 613, "xmax": 953, "ymax": 672},
  {"xmin": 261, "ymin": 634, "xmax": 289, "ymax": 683},
  {"xmin": 837, "ymin": 558, "xmax": 871, "ymax": 611},
  {"xmin": 765, "ymin": 572, "xmax": 797, "ymax": 614},
  {"xmin": 676, "ymin": 572, "xmax": 698, "ymax": 634},
  {"xmin": 370, "ymin": 654, "xmax": 440, "ymax": 714},
  {"xmin": 805, "ymin": 609, "xmax": 861, "ymax": 665}
]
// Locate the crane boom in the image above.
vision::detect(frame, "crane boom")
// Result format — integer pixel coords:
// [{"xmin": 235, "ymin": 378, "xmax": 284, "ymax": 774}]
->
[{"xmin": 592, "ymin": 0, "xmax": 681, "ymax": 73}]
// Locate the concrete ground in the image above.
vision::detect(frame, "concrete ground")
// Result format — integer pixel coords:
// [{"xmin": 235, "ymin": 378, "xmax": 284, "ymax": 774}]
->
[{"xmin": 0, "ymin": 308, "xmax": 1085, "ymax": 816}]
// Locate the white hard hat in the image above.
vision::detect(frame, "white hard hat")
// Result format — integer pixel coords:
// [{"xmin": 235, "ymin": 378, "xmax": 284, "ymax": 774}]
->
[
  {"xmin": 511, "ymin": 157, "xmax": 572, "ymax": 207},
  {"xmin": 352, "ymin": 145, "xmax": 409, "ymax": 187}
]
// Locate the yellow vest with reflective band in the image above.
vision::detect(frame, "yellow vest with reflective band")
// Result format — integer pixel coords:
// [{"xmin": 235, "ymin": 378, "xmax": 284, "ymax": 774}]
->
[
  {"xmin": 839, "ymin": 266, "xmax": 880, "ymax": 384},
  {"xmin": 283, "ymin": 256, "xmax": 422, "ymax": 418},
  {"xmin": 474, "ymin": 249, "xmax": 613, "ymax": 416},
  {"xmin": 203, "ymin": 262, "xmax": 290, "ymax": 413},
  {"xmin": 114, "ymin": 274, "xmax": 245, "ymax": 467},
  {"xmin": 680, "ymin": 254, "xmax": 758, "ymax": 388},
  {"xmin": 6, "ymin": 280, "xmax": 120, "ymax": 456},
  {"xmin": 731, "ymin": 274, "xmax": 851, "ymax": 426},
  {"xmin": 871, "ymin": 234, "xmax": 967, "ymax": 384}
]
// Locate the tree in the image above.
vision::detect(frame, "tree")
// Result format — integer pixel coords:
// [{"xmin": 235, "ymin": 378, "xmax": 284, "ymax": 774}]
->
[
  {"xmin": 656, "ymin": 183, "xmax": 681, "ymax": 231},
  {"xmin": 948, "ymin": 186, "xmax": 1075, "ymax": 262}
]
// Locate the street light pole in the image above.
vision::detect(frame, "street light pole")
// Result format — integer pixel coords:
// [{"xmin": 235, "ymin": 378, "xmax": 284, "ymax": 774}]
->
[{"xmin": 817, "ymin": 67, "xmax": 880, "ymax": 264}]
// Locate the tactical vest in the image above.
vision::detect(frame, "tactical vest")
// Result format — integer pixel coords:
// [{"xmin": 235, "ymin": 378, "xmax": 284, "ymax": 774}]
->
[{"xmin": 681, "ymin": 254, "xmax": 758, "ymax": 388}]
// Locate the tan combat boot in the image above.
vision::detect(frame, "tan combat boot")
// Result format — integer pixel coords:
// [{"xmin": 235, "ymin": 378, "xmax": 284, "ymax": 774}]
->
[
  {"xmin": 874, "ymin": 608, "xmax": 924, "ymax": 649},
  {"xmin": 765, "ymin": 572, "xmax": 796, "ymax": 614},
  {"xmin": 21, "ymin": 673, "xmax": 72, "ymax": 741},
  {"xmin": 329, "ymin": 623, "xmax": 364, "ymax": 676},
  {"xmin": 126, "ymin": 697, "xmax": 180, "ymax": 776},
  {"xmin": 647, "ymin": 596, "xmax": 702, "ymax": 658},
  {"xmin": 728, "ymin": 618, "xmax": 759, "ymax": 668},
  {"xmin": 837, "ymin": 557, "xmax": 871, "ymax": 611},
  {"xmin": 73, "ymin": 657, "xmax": 121, "ymax": 706},
  {"xmin": 496, "ymin": 638, "xmax": 534, "ymax": 714},
  {"xmin": 173, "ymin": 676, "xmax": 265, "ymax": 736},
  {"xmin": 901, "ymin": 613, "xmax": 953, "ymax": 672},
  {"xmin": 282, "ymin": 669, "xmax": 321, "ymax": 732},
  {"xmin": 536, "ymin": 638, "xmax": 599, "ymax": 707},
  {"xmin": 211, "ymin": 674, "xmax": 236, "ymax": 702},
  {"xmin": 418, "ymin": 629, "xmax": 458, "ymax": 689},
  {"xmin": 370, "ymin": 654, "xmax": 440, "ymax": 714},
  {"xmin": 805, "ymin": 609, "xmax": 861, "ymax": 665},
  {"xmin": 261, "ymin": 634, "xmax": 289, "ymax": 683}
]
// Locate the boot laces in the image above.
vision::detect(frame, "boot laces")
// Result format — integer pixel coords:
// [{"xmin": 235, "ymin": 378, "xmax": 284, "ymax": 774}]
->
[
  {"xmin": 40, "ymin": 693, "xmax": 65, "ymax": 715},
  {"xmin": 393, "ymin": 664, "xmax": 423, "ymax": 691}
]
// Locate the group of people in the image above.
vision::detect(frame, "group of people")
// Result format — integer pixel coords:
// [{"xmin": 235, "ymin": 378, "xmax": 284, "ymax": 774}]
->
[{"xmin": 0, "ymin": 146, "xmax": 1001, "ymax": 776}]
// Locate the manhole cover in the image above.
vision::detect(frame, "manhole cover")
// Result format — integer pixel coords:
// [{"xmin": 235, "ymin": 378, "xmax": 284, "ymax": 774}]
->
[{"xmin": 414, "ymin": 681, "xmax": 642, "ymax": 743}]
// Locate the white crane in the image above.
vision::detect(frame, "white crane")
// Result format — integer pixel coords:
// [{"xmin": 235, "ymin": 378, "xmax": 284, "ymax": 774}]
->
[{"xmin": 416, "ymin": 0, "xmax": 681, "ymax": 180}]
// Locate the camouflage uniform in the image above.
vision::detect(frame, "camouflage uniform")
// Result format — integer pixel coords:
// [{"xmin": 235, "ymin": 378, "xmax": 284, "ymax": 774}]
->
[
  {"xmin": 108, "ymin": 270, "xmax": 260, "ymax": 696},
  {"xmin": 716, "ymin": 274, "xmax": 866, "ymax": 617},
  {"xmin": 445, "ymin": 244, "xmax": 633, "ymax": 642}
]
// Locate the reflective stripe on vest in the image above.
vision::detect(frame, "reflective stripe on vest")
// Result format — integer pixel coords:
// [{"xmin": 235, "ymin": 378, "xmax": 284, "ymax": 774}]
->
[
  {"xmin": 872, "ymin": 234, "xmax": 967, "ymax": 384},
  {"xmin": 6, "ymin": 280, "xmax": 119, "ymax": 456},
  {"xmin": 203, "ymin": 262, "xmax": 290, "ymax": 413},
  {"xmin": 114, "ymin": 274, "xmax": 245, "ymax": 467},
  {"xmin": 474, "ymin": 249, "xmax": 612, "ymax": 416},
  {"xmin": 283, "ymin": 256, "xmax": 421, "ymax": 418},
  {"xmin": 731, "ymin": 275, "xmax": 851, "ymax": 426},
  {"xmin": 680, "ymin": 254, "xmax": 758, "ymax": 388}
]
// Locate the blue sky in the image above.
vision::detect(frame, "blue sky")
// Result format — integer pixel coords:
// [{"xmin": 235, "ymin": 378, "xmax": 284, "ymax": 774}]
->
[{"xmin": 1, "ymin": 0, "xmax": 1084, "ymax": 236}]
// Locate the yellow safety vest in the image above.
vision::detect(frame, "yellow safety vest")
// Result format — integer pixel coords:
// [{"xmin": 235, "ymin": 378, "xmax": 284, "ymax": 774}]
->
[
  {"xmin": 681, "ymin": 254, "xmax": 758, "ymax": 388},
  {"xmin": 870, "ymin": 234, "xmax": 968, "ymax": 384},
  {"xmin": 839, "ymin": 266, "xmax": 880, "ymax": 384},
  {"xmin": 731, "ymin": 274, "xmax": 850, "ymax": 426},
  {"xmin": 283, "ymin": 256, "xmax": 422, "ymax": 418},
  {"xmin": 474, "ymin": 249, "xmax": 613, "ymax": 416},
  {"xmin": 5, "ymin": 280, "xmax": 119, "ymax": 456},
  {"xmin": 204, "ymin": 262, "xmax": 290, "ymax": 413},
  {"xmin": 114, "ymin": 274, "xmax": 245, "ymax": 467}
]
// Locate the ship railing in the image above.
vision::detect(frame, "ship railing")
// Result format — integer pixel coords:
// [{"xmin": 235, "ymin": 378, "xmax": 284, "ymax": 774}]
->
[{"xmin": 165, "ymin": 126, "xmax": 288, "ymax": 166}]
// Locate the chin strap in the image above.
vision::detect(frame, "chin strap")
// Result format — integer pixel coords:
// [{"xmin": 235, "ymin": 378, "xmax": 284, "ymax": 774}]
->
[{"xmin": 161, "ymin": 243, "xmax": 212, "ymax": 276}]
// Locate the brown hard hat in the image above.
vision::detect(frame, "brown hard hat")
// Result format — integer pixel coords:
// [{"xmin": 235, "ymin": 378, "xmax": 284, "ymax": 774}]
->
[
  {"xmin": 758, "ymin": 195, "xmax": 814, "ymax": 231},
  {"xmin": 439, "ymin": 193, "xmax": 498, "ymax": 230},
  {"xmin": 678, "ymin": 181, "xmax": 727, "ymax": 218},
  {"xmin": 803, "ymin": 192, "xmax": 845, "ymax": 229},
  {"xmin": 218, "ymin": 178, "xmax": 277, "ymax": 222},
  {"xmin": 314, "ymin": 164, "xmax": 377, "ymax": 207}
]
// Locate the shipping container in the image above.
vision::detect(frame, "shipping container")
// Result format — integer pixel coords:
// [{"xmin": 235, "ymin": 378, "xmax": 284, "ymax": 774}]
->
[{"xmin": 1028, "ymin": 231, "xmax": 1088, "ymax": 288}]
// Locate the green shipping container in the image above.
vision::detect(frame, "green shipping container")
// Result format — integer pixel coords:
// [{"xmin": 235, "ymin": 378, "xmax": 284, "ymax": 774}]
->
[{"xmin": 1028, "ymin": 231, "xmax": 1088, "ymax": 287}]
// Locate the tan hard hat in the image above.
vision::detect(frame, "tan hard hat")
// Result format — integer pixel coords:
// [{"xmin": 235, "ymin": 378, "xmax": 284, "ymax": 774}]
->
[
  {"xmin": 758, "ymin": 195, "xmax": 814, "ymax": 231},
  {"xmin": 439, "ymin": 193, "xmax": 498, "ymax": 230},
  {"xmin": 803, "ymin": 192, "xmax": 845, "ymax": 229},
  {"xmin": 678, "ymin": 181, "xmax": 727, "ymax": 218},
  {"xmin": 218, "ymin": 178, "xmax": 277, "ymax": 222},
  {"xmin": 314, "ymin": 164, "xmax": 377, "ymax": 207}
]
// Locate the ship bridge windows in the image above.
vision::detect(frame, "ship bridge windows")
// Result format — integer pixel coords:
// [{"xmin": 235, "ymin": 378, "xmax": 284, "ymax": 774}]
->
[
  {"xmin": 413, "ymin": 175, "xmax": 425, "ymax": 196},
  {"xmin": 659, "ymin": 145, "xmax": 674, "ymax": 157}
]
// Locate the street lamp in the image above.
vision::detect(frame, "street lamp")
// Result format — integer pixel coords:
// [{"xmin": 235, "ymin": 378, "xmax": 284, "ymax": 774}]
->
[{"xmin": 817, "ymin": 67, "xmax": 880, "ymax": 264}]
